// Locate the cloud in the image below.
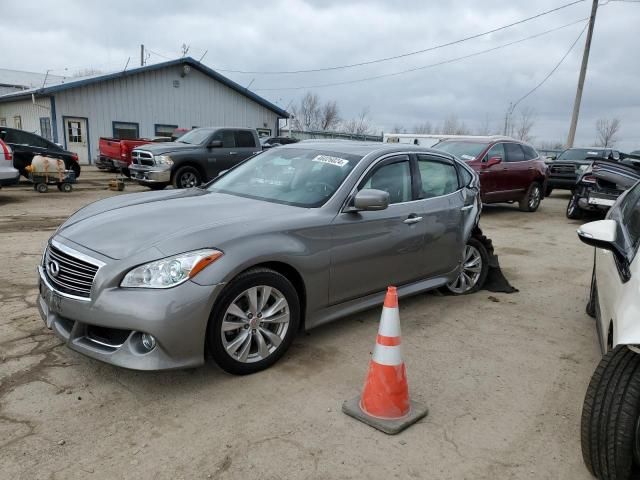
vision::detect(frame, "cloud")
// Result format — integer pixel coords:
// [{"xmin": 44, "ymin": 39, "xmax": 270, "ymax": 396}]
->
[{"xmin": 1, "ymin": 0, "xmax": 638, "ymax": 149}]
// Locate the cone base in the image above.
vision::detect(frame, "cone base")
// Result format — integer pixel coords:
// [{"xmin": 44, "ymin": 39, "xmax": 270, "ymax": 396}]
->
[{"xmin": 342, "ymin": 396, "xmax": 428, "ymax": 435}]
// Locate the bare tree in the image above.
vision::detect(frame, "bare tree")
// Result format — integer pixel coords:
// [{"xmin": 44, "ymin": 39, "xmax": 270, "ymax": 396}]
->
[
  {"xmin": 391, "ymin": 124, "xmax": 406, "ymax": 134},
  {"xmin": 595, "ymin": 118, "xmax": 621, "ymax": 147},
  {"xmin": 441, "ymin": 114, "xmax": 470, "ymax": 135},
  {"xmin": 319, "ymin": 101, "xmax": 341, "ymax": 131},
  {"xmin": 513, "ymin": 107, "xmax": 536, "ymax": 142},
  {"xmin": 539, "ymin": 140, "xmax": 565, "ymax": 150},
  {"xmin": 72, "ymin": 67, "xmax": 103, "ymax": 77},
  {"xmin": 290, "ymin": 92, "xmax": 321, "ymax": 131},
  {"xmin": 414, "ymin": 121, "xmax": 433, "ymax": 134},
  {"xmin": 476, "ymin": 114, "xmax": 492, "ymax": 136},
  {"xmin": 342, "ymin": 108, "xmax": 372, "ymax": 135}
]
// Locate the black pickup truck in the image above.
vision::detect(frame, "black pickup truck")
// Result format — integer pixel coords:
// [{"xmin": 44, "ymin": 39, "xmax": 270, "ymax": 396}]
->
[
  {"xmin": 129, "ymin": 127, "xmax": 262, "ymax": 190},
  {"xmin": 546, "ymin": 147, "xmax": 620, "ymax": 195}
]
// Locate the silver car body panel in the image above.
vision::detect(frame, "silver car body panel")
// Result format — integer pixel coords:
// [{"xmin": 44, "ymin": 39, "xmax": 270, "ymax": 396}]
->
[{"xmin": 37, "ymin": 143, "xmax": 480, "ymax": 369}]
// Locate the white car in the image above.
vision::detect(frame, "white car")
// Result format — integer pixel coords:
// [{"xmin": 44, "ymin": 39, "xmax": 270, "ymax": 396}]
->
[
  {"xmin": 577, "ymin": 181, "xmax": 640, "ymax": 480},
  {"xmin": 0, "ymin": 139, "xmax": 19, "ymax": 188}
]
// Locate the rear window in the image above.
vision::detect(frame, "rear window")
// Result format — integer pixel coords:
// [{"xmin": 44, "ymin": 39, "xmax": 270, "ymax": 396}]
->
[
  {"xmin": 235, "ymin": 130, "xmax": 256, "ymax": 148},
  {"xmin": 557, "ymin": 148, "xmax": 606, "ymax": 161},
  {"xmin": 522, "ymin": 145, "xmax": 539, "ymax": 160},
  {"xmin": 434, "ymin": 141, "xmax": 489, "ymax": 162}
]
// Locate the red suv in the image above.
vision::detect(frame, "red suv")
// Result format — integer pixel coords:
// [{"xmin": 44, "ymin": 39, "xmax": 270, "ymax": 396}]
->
[{"xmin": 435, "ymin": 136, "xmax": 548, "ymax": 212}]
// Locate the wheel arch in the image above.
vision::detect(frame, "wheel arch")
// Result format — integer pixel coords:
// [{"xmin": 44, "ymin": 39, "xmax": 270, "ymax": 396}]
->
[{"xmin": 172, "ymin": 160, "xmax": 206, "ymax": 182}]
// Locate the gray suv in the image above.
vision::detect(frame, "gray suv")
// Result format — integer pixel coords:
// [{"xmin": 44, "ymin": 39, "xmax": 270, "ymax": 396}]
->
[
  {"xmin": 38, "ymin": 142, "xmax": 481, "ymax": 374},
  {"xmin": 130, "ymin": 127, "xmax": 262, "ymax": 190}
]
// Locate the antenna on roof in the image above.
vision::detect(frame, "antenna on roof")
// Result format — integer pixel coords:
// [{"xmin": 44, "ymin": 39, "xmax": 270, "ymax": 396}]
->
[
  {"xmin": 245, "ymin": 78, "xmax": 255, "ymax": 91},
  {"xmin": 41, "ymin": 69, "xmax": 51, "ymax": 89},
  {"xmin": 181, "ymin": 44, "xmax": 190, "ymax": 57},
  {"xmin": 197, "ymin": 50, "xmax": 208, "ymax": 63},
  {"xmin": 123, "ymin": 57, "xmax": 130, "ymax": 72}
]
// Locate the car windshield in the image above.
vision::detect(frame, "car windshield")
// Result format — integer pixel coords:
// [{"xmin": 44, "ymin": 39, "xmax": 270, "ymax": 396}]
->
[
  {"xmin": 434, "ymin": 141, "xmax": 490, "ymax": 161},
  {"xmin": 208, "ymin": 148, "xmax": 361, "ymax": 207},
  {"xmin": 557, "ymin": 148, "xmax": 605, "ymax": 161},
  {"xmin": 176, "ymin": 128, "xmax": 212, "ymax": 145}
]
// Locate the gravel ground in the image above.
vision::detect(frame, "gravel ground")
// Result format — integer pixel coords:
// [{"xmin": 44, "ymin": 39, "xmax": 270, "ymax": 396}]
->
[{"xmin": 0, "ymin": 168, "xmax": 599, "ymax": 479}]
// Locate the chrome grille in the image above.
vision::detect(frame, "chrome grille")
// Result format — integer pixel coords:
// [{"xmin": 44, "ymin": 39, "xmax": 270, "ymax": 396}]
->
[
  {"xmin": 550, "ymin": 164, "xmax": 576, "ymax": 175},
  {"xmin": 131, "ymin": 150, "xmax": 154, "ymax": 166},
  {"xmin": 44, "ymin": 244, "xmax": 100, "ymax": 298}
]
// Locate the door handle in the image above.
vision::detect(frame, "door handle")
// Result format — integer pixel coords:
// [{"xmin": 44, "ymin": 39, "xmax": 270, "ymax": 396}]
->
[
  {"xmin": 229, "ymin": 151, "xmax": 237, "ymax": 155},
  {"xmin": 403, "ymin": 215, "xmax": 423, "ymax": 225},
  {"xmin": 461, "ymin": 205, "xmax": 474, "ymax": 211}
]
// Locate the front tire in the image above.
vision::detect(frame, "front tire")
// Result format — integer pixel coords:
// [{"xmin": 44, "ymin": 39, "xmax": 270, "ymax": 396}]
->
[
  {"xmin": 581, "ymin": 345, "xmax": 640, "ymax": 479},
  {"xmin": 207, "ymin": 268, "xmax": 300, "ymax": 375},
  {"xmin": 173, "ymin": 165, "xmax": 202, "ymax": 189},
  {"xmin": 519, "ymin": 182, "xmax": 542, "ymax": 212},
  {"xmin": 446, "ymin": 238, "xmax": 489, "ymax": 295}
]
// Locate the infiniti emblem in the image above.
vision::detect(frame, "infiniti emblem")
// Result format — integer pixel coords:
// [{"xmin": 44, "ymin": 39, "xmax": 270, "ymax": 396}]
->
[{"xmin": 47, "ymin": 259, "xmax": 60, "ymax": 278}]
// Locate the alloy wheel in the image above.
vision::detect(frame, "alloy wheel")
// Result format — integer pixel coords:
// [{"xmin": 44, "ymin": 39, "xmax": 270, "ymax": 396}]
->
[
  {"xmin": 529, "ymin": 185, "xmax": 541, "ymax": 210},
  {"xmin": 447, "ymin": 245, "xmax": 483, "ymax": 294},
  {"xmin": 221, "ymin": 286, "xmax": 290, "ymax": 363},
  {"xmin": 180, "ymin": 172, "xmax": 199, "ymax": 188}
]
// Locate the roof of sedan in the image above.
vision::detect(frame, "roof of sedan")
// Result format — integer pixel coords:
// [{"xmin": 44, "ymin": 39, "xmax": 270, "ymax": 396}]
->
[{"xmin": 282, "ymin": 140, "xmax": 452, "ymax": 157}]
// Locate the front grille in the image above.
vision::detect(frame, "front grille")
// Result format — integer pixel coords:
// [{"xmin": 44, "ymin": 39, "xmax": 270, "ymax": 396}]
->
[
  {"xmin": 550, "ymin": 164, "xmax": 576, "ymax": 175},
  {"xmin": 131, "ymin": 150, "xmax": 154, "ymax": 166},
  {"xmin": 44, "ymin": 244, "xmax": 99, "ymax": 298}
]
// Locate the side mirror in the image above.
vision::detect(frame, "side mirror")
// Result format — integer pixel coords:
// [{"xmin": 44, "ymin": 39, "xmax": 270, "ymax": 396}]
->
[
  {"xmin": 483, "ymin": 156, "xmax": 502, "ymax": 169},
  {"xmin": 55, "ymin": 143, "xmax": 64, "ymax": 149},
  {"xmin": 208, "ymin": 140, "xmax": 222, "ymax": 148},
  {"xmin": 577, "ymin": 220, "xmax": 617, "ymax": 250},
  {"xmin": 349, "ymin": 189, "xmax": 390, "ymax": 212},
  {"xmin": 550, "ymin": 155, "xmax": 557, "ymax": 161}
]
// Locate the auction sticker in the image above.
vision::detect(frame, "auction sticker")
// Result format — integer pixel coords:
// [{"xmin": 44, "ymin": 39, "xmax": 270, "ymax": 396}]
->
[{"xmin": 312, "ymin": 155, "xmax": 349, "ymax": 167}]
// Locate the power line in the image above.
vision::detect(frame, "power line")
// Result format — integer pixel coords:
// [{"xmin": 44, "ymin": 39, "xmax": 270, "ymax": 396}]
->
[
  {"xmin": 255, "ymin": 18, "xmax": 588, "ymax": 92},
  {"xmin": 214, "ymin": 0, "xmax": 586, "ymax": 74}
]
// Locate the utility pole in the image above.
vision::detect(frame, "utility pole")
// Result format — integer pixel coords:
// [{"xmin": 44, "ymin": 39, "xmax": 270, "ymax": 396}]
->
[
  {"xmin": 140, "ymin": 44, "xmax": 145, "ymax": 66},
  {"xmin": 503, "ymin": 102, "xmax": 513, "ymax": 136},
  {"xmin": 566, "ymin": 0, "xmax": 598, "ymax": 148}
]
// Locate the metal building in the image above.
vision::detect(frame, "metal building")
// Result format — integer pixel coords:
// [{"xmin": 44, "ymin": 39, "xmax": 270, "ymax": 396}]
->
[{"xmin": 0, "ymin": 58, "xmax": 288, "ymax": 163}]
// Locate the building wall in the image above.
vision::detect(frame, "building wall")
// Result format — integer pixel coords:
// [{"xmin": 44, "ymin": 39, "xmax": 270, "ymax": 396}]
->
[
  {"xmin": 50, "ymin": 65, "xmax": 281, "ymax": 162},
  {"xmin": 0, "ymin": 96, "xmax": 52, "ymax": 135}
]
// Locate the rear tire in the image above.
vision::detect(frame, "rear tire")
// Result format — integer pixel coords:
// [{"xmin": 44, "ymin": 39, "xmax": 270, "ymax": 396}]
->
[
  {"xmin": 581, "ymin": 345, "xmax": 640, "ymax": 479},
  {"xmin": 207, "ymin": 268, "xmax": 300, "ymax": 375},
  {"xmin": 173, "ymin": 165, "xmax": 202, "ymax": 189},
  {"xmin": 567, "ymin": 192, "xmax": 583, "ymax": 219},
  {"xmin": 519, "ymin": 182, "xmax": 542, "ymax": 212}
]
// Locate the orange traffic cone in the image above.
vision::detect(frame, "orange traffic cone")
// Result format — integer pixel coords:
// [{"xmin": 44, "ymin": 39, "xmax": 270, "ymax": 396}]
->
[{"xmin": 342, "ymin": 286, "xmax": 428, "ymax": 434}]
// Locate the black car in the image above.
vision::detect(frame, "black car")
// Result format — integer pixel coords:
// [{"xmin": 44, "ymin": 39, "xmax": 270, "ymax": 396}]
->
[
  {"xmin": 546, "ymin": 147, "xmax": 619, "ymax": 195},
  {"xmin": 260, "ymin": 136, "xmax": 299, "ymax": 148},
  {"xmin": 566, "ymin": 152, "xmax": 640, "ymax": 219},
  {"xmin": 0, "ymin": 127, "xmax": 81, "ymax": 179}
]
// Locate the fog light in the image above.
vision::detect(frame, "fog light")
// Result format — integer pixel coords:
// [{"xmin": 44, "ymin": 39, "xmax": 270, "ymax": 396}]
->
[{"xmin": 141, "ymin": 333, "xmax": 156, "ymax": 351}]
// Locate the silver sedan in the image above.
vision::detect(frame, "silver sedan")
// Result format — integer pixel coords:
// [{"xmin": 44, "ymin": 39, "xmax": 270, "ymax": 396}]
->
[{"xmin": 38, "ymin": 142, "xmax": 482, "ymax": 374}]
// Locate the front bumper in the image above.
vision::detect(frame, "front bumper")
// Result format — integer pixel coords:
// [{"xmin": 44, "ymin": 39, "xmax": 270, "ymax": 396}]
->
[
  {"xmin": 37, "ymin": 265, "xmax": 224, "ymax": 370},
  {"xmin": 547, "ymin": 176, "xmax": 578, "ymax": 190},
  {"xmin": 129, "ymin": 164, "xmax": 171, "ymax": 184}
]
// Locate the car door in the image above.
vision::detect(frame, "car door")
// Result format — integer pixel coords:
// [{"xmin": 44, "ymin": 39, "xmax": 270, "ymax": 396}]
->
[
  {"xmin": 329, "ymin": 155, "xmax": 426, "ymax": 304},
  {"xmin": 479, "ymin": 142, "xmax": 505, "ymax": 202},
  {"xmin": 205, "ymin": 129, "xmax": 237, "ymax": 177},
  {"xmin": 502, "ymin": 142, "xmax": 530, "ymax": 198},
  {"xmin": 413, "ymin": 154, "xmax": 466, "ymax": 276},
  {"xmin": 234, "ymin": 130, "xmax": 261, "ymax": 161}
]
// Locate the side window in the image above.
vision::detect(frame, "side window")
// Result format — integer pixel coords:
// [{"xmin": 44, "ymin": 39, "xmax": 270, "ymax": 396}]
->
[
  {"xmin": 458, "ymin": 165, "xmax": 473, "ymax": 187},
  {"xmin": 504, "ymin": 143, "xmax": 525, "ymax": 162},
  {"xmin": 522, "ymin": 145, "xmax": 539, "ymax": 160},
  {"xmin": 235, "ymin": 130, "xmax": 256, "ymax": 148},
  {"xmin": 485, "ymin": 143, "xmax": 505, "ymax": 162},
  {"xmin": 621, "ymin": 184, "xmax": 640, "ymax": 249},
  {"xmin": 6, "ymin": 129, "xmax": 32, "ymax": 145},
  {"xmin": 417, "ymin": 155, "xmax": 459, "ymax": 198},
  {"xmin": 361, "ymin": 158, "xmax": 412, "ymax": 204},
  {"xmin": 222, "ymin": 130, "xmax": 236, "ymax": 148},
  {"xmin": 28, "ymin": 132, "xmax": 50, "ymax": 148}
]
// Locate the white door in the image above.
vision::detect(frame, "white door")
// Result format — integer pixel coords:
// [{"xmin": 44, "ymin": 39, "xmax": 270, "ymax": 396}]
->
[{"xmin": 65, "ymin": 118, "xmax": 88, "ymax": 164}]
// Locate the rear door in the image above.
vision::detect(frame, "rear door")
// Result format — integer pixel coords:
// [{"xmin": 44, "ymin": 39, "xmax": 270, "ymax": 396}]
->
[
  {"xmin": 234, "ymin": 130, "xmax": 261, "ymax": 161},
  {"xmin": 329, "ymin": 155, "xmax": 426, "ymax": 304},
  {"xmin": 502, "ymin": 142, "xmax": 530, "ymax": 198},
  {"xmin": 413, "ymin": 154, "xmax": 465, "ymax": 276}
]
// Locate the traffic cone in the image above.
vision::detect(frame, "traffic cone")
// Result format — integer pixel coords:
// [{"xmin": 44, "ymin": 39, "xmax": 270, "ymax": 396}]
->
[{"xmin": 342, "ymin": 286, "xmax": 428, "ymax": 434}]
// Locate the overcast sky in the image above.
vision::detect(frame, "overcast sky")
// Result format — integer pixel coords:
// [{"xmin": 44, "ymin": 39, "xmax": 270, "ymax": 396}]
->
[{"xmin": 2, "ymin": 0, "xmax": 638, "ymax": 150}]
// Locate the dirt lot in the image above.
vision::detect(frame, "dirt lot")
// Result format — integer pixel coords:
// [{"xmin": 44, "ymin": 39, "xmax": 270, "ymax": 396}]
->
[{"xmin": 0, "ymin": 168, "xmax": 599, "ymax": 480}]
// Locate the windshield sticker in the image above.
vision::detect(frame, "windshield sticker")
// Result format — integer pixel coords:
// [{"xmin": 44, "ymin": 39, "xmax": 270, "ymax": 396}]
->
[
  {"xmin": 460, "ymin": 154, "xmax": 476, "ymax": 161},
  {"xmin": 312, "ymin": 155, "xmax": 349, "ymax": 167}
]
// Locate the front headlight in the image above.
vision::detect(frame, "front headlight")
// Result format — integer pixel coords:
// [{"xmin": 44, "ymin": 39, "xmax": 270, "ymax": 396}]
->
[
  {"xmin": 154, "ymin": 155, "xmax": 173, "ymax": 166},
  {"xmin": 121, "ymin": 249, "xmax": 223, "ymax": 289},
  {"xmin": 578, "ymin": 164, "xmax": 590, "ymax": 173}
]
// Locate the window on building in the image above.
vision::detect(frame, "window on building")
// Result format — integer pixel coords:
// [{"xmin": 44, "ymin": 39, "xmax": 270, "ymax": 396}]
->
[
  {"xmin": 13, "ymin": 116, "xmax": 22, "ymax": 130},
  {"xmin": 113, "ymin": 121, "xmax": 139, "ymax": 140},
  {"xmin": 0, "ymin": 118, "xmax": 6, "ymax": 127},
  {"xmin": 40, "ymin": 117, "xmax": 52, "ymax": 141},
  {"xmin": 154, "ymin": 124, "xmax": 177, "ymax": 138}
]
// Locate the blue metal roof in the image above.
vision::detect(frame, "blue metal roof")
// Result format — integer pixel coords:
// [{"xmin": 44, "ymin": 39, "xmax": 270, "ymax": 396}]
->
[{"xmin": 0, "ymin": 57, "xmax": 289, "ymax": 118}]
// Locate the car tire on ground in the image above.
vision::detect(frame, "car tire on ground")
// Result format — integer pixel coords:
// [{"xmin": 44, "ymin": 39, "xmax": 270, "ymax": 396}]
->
[
  {"xmin": 36, "ymin": 183, "xmax": 48, "ymax": 193},
  {"xmin": 65, "ymin": 160, "xmax": 81, "ymax": 179},
  {"xmin": 445, "ymin": 237, "xmax": 489, "ymax": 295},
  {"xmin": 207, "ymin": 268, "xmax": 300, "ymax": 375},
  {"xmin": 567, "ymin": 192, "xmax": 583, "ymax": 219},
  {"xmin": 519, "ymin": 182, "xmax": 542, "ymax": 212},
  {"xmin": 173, "ymin": 165, "xmax": 202, "ymax": 189},
  {"xmin": 581, "ymin": 345, "xmax": 640, "ymax": 480},
  {"xmin": 146, "ymin": 183, "xmax": 167, "ymax": 191}
]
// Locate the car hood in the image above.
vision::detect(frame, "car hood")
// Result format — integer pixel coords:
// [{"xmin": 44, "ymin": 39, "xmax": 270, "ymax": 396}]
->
[
  {"xmin": 56, "ymin": 189, "xmax": 303, "ymax": 259},
  {"xmin": 132, "ymin": 142, "xmax": 201, "ymax": 155}
]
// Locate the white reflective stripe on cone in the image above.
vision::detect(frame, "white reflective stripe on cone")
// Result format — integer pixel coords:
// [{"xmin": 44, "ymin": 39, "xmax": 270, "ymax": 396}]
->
[
  {"xmin": 372, "ymin": 343, "xmax": 403, "ymax": 366},
  {"xmin": 378, "ymin": 307, "xmax": 401, "ymax": 337}
]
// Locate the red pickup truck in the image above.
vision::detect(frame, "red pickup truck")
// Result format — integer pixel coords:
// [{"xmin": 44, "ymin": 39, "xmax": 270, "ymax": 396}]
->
[{"xmin": 97, "ymin": 137, "xmax": 171, "ymax": 174}]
